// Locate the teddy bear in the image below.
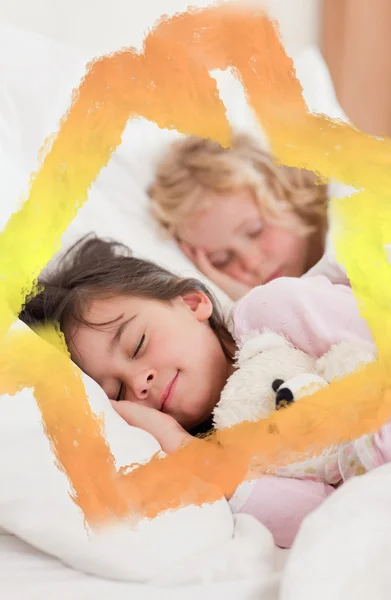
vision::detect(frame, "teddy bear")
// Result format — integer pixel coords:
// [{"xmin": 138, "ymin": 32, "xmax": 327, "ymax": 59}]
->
[{"xmin": 213, "ymin": 330, "xmax": 376, "ymax": 485}]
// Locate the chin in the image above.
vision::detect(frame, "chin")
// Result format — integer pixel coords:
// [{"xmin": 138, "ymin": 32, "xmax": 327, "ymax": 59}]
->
[
  {"xmin": 183, "ymin": 408, "xmax": 212, "ymax": 432},
  {"xmin": 188, "ymin": 415, "xmax": 214, "ymax": 436}
]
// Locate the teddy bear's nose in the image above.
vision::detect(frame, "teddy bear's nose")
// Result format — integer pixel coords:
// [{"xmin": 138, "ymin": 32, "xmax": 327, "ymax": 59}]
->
[
  {"xmin": 272, "ymin": 379, "xmax": 284, "ymax": 392},
  {"xmin": 275, "ymin": 387, "xmax": 294, "ymax": 409}
]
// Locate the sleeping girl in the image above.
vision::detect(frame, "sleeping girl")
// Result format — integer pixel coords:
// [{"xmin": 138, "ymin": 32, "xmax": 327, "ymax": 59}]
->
[
  {"xmin": 19, "ymin": 235, "xmax": 375, "ymax": 548},
  {"xmin": 149, "ymin": 134, "xmax": 329, "ymax": 300}
]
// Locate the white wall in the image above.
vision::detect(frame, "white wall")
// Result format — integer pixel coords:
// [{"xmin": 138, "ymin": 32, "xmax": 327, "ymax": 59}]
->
[
  {"xmin": 0, "ymin": 0, "xmax": 320, "ymax": 58},
  {"xmin": 266, "ymin": 0, "xmax": 321, "ymax": 55}
]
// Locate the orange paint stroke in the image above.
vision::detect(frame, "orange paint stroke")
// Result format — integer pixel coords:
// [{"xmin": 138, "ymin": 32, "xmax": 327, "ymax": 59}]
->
[
  {"xmin": 2, "ymin": 3, "xmax": 391, "ymax": 526},
  {"xmin": 2, "ymin": 324, "xmax": 389, "ymax": 523}
]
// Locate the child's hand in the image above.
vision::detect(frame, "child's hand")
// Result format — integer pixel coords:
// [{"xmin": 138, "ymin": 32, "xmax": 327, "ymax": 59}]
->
[
  {"xmin": 180, "ymin": 242, "xmax": 251, "ymax": 301},
  {"xmin": 110, "ymin": 400, "xmax": 193, "ymax": 454},
  {"xmin": 112, "ymin": 401, "xmax": 236, "ymax": 501}
]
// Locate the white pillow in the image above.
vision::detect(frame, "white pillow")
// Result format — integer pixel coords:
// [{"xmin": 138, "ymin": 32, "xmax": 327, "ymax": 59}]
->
[
  {"xmin": 0, "ymin": 23, "xmax": 347, "ymax": 315},
  {"xmin": 0, "ymin": 320, "xmax": 234, "ymax": 582},
  {"xmin": 0, "ymin": 21, "xmax": 233, "ymax": 315},
  {"xmin": 115, "ymin": 45, "xmax": 348, "ymax": 193},
  {"xmin": 0, "ymin": 31, "xmax": 235, "ymax": 578},
  {"xmin": 0, "ymin": 22, "xmax": 88, "ymax": 177}
]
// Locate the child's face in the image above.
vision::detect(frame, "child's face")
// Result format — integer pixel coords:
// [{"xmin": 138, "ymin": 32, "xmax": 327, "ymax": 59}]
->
[
  {"xmin": 67, "ymin": 292, "xmax": 231, "ymax": 430},
  {"xmin": 178, "ymin": 188, "xmax": 311, "ymax": 286}
]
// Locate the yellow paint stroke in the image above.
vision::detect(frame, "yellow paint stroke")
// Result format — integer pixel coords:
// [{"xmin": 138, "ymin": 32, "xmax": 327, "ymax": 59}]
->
[{"xmin": 1, "ymin": 3, "xmax": 391, "ymax": 525}]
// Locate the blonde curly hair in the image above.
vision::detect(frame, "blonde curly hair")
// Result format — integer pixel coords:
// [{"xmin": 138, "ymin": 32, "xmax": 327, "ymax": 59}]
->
[{"xmin": 149, "ymin": 134, "xmax": 328, "ymax": 239}]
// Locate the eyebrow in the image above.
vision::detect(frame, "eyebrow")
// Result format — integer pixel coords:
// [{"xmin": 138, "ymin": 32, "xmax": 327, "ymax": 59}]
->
[{"xmin": 109, "ymin": 315, "xmax": 137, "ymax": 352}]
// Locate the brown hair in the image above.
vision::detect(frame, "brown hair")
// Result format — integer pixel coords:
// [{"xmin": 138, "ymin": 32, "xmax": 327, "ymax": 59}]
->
[
  {"xmin": 19, "ymin": 235, "xmax": 235, "ymax": 362},
  {"xmin": 149, "ymin": 133, "xmax": 328, "ymax": 238}
]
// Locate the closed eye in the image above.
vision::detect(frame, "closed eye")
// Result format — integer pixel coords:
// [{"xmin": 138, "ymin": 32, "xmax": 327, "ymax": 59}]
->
[
  {"xmin": 115, "ymin": 335, "xmax": 145, "ymax": 400},
  {"xmin": 116, "ymin": 383, "xmax": 124, "ymax": 401},
  {"xmin": 247, "ymin": 226, "xmax": 263, "ymax": 239},
  {"xmin": 133, "ymin": 334, "xmax": 145, "ymax": 358}
]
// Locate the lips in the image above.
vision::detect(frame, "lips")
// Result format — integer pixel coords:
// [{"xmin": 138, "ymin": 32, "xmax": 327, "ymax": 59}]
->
[
  {"xmin": 263, "ymin": 269, "xmax": 282, "ymax": 285},
  {"xmin": 160, "ymin": 372, "xmax": 179, "ymax": 411}
]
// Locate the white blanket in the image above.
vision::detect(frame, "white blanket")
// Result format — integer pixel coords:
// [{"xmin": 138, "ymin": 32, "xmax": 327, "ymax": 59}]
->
[
  {"xmin": 282, "ymin": 463, "xmax": 391, "ymax": 600},
  {"xmin": 2, "ymin": 464, "xmax": 391, "ymax": 599},
  {"xmin": 0, "ymin": 518, "xmax": 286, "ymax": 599}
]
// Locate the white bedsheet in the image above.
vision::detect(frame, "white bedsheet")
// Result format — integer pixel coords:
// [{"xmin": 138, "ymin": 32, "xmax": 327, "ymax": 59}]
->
[
  {"xmin": 3, "ymin": 463, "xmax": 391, "ymax": 599},
  {"xmin": 0, "ymin": 526, "xmax": 287, "ymax": 599}
]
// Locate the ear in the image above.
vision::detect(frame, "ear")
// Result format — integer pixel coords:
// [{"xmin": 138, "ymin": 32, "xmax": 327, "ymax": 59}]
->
[{"xmin": 181, "ymin": 291, "xmax": 213, "ymax": 322}]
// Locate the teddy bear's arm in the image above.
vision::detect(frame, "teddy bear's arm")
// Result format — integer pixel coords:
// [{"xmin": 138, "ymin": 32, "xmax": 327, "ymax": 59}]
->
[{"xmin": 316, "ymin": 340, "xmax": 376, "ymax": 383}]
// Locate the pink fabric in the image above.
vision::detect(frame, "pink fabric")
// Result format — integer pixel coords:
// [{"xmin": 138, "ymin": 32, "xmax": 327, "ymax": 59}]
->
[
  {"xmin": 229, "ymin": 272, "xmax": 378, "ymax": 547},
  {"xmin": 233, "ymin": 275, "xmax": 375, "ymax": 358},
  {"xmin": 374, "ymin": 424, "xmax": 391, "ymax": 463},
  {"xmin": 303, "ymin": 252, "xmax": 351, "ymax": 286},
  {"xmin": 238, "ymin": 477, "xmax": 333, "ymax": 548},
  {"xmin": 338, "ymin": 422, "xmax": 391, "ymax": 479}
]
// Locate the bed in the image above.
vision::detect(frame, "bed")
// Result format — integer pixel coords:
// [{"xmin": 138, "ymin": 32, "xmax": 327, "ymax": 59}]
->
[{"xmin": 1, "ymin": 17, "xmax": 389, "ymax": 600}]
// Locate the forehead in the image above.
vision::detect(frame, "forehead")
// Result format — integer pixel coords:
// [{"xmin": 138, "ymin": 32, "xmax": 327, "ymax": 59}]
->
[
  {"xmin": 79, "ymin": 294, "xmax": 141, "ymax": 321},
  {"xmin": 67, "ymin": 294, "xmax": 162, "ymax": 378},
  {"xmin": 178, "ymin": 188, "xmax": 260, "ymax": 251},
  {"xmin": 67, "ymin": 294, "xmax": 161, "ymax": 353},
  {"xmin": 66, "ymin": 295, "xmax": 135, "ymax": 363}
]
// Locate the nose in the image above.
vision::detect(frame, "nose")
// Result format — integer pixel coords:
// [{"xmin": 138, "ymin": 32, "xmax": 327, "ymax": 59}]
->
[
  {"xmin": 238, "ymin": 247, "xmax": 262, "ymax": 274},
  {"xmin": 275, "ymin": 387, "xmax": 294, "ymax": 410},
  {"xmin": 132, "ymin": 368, "xmax": 156, "ymax": 401}
]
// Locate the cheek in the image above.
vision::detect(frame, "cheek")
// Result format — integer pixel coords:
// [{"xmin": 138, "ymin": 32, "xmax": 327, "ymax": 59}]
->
[
  {"xmin": 222, "ymin": 261, "xmax": 244, "ymax": 279},
  {"xmin": 179, "ymin": 212, "xmax": 225, "ymax": 249},
  {"xmin": 147, "ymin": 329, "xmax": 175, "ymax": 366},
  {"xmin": 151, "ymin": 317, "xmax": 192, "ymax": 364},
  {"xmin": 263, "ymin": 227, "xmax": 307, "ymax": 261}
]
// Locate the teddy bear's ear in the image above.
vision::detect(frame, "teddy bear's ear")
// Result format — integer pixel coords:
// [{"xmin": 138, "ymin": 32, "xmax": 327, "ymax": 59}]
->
[{"xmin": 237, "ymin": 330, "xmax": 290, "ymax": 366}]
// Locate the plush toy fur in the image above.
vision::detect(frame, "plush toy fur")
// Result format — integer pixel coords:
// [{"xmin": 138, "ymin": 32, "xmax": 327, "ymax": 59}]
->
[
  {"xmin": 213, "ymin": 331, "xmax": 375, "ymax": 482},
  {"xmin": 214, "ymin": 330, "xmax": 375, "ymax": 431}
]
